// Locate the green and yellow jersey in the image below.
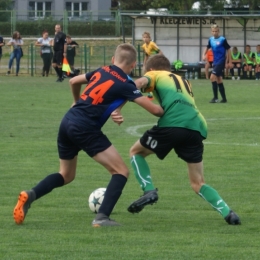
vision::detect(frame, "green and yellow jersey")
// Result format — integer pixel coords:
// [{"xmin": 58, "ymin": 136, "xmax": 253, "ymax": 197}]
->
[
  {"xmin": 243, "ymin": 52, "xmax": 254, "ymax": 65},
  {"xmin": 231, "ymin": 51, "xmax": 241, "ymax": 61},
  {"xmin": 143, "ymin": 70, "xmax": 208, "ymax": 138},
  {"xmin": 142, "ymin": 41, "xmax": 160, "ymax": 57}
]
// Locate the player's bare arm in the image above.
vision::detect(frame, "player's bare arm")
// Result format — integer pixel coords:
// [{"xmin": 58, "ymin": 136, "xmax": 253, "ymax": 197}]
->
[
  {"xmin": 227, "ymin": 49, "xmax": 232, "ymax": 66},
  {"xmin": 63, "ymin": 43, "xmax": 67, "ymax": 57},
  {"xmin": 135, "ymin": 77, "xmax": 149, "ymax": 90},
  {"xmin": 134, "ymin": 96, "xmax": 163, "ymax": 117},
  {"xmin": 202, "ymin": 47, "xmax": 209, "ymax": 61},
  {"xmin": 110, "ymin": 110, "xmax": 124, "ymax": 125},
  {"xmin": 110, "ymin": 101, "xmax": 127, "ymax": 126},
  {"xmin": 69, "ymin": 74, "xmax": 88, "ymax": 104}
]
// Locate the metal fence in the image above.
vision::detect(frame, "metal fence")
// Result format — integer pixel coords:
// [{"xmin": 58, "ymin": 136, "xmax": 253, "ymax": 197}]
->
[
  {"xmin": 0, "ymin": 10, "xmax": 132, "ymax": 37},
  {"xmin": 0, "ymin": 44, "xmax": 144, "ymax": 76}
]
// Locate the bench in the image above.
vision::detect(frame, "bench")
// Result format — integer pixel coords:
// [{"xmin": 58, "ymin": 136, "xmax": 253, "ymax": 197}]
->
[
  {"xmin": 132, "ymin": 62, "xmax": 206, "ymax": 79},
  {"xmin": 171, "ymin": 62, "xmax": 206, "ymax": 79}
]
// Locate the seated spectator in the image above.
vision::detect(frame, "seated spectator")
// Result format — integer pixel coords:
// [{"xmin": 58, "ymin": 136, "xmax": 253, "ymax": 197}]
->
[
  {"xmin": 243, "ymin": 45, "xmax": 254, "ymax": 79},
  {"xmin": 254, "ymin": 44, "xmax": 260, "ymax": 80},
  {"xmin": 228, "ymin": 46, "xmax": 242, "ymax": 80},
  {"xmin": 204, "ymin": 48, "xmax": 213, "ymax": 79}
]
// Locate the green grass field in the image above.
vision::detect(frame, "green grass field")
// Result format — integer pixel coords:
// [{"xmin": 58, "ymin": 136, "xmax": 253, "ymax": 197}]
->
[{"xmin": 0, "ymin": 76, "xmax": 260, "ymax": 260}]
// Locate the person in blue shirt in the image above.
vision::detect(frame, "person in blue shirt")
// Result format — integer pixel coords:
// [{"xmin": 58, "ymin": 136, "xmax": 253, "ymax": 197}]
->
[
  {"xmin": 13, "ymin": 43, "xmax": 164, "ymax": 227},
  {"xmin": 203, "ymin": 24, "xmax": 232, "ymax": 103}
]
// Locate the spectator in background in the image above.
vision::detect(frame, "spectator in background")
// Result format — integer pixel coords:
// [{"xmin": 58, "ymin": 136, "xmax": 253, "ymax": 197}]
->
[
  {"xmin": 51, "ymin": 24, "xmax": 67, "ymax": 82},
  {"xmin": 6, "ymin": 31, "xmax": 23, "ymax": 76},
  {"xmin": 63, "ymin": 35, "xmax": 80, "ymax": 78},
  {"xmin": 254, "ymin": 45, "xmax": 260, "ymax": 80},
  {"xmin": 142, "ymin": 31, "xmax": 163, "ymax": 99},
  {"xmin": 204, "ymin": 48, "xmax": 213, "ymax": 79},
  {"xmin": 0, "ymin": 34, "xmax": 5, "ymax": 62},
  {"xmin": 243, "ymin": 45, "xmax": 254, "ymax": 79},
  {"xmin": 228, "ymin": 46, "xmax": 242, "ymax": 80},
  {"xmin": 66, "ymin": 35, "xmax": 78, "ymax": 73},
  {"xmin": 35, "ymin": 30, "xmax": 53, "ymax": 77}
]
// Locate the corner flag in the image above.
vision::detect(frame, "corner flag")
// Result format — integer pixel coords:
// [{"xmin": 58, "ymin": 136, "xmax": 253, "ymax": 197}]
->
[{"xmin": 62, "ymin": 57, "xmax": 71, "ymax": 75}]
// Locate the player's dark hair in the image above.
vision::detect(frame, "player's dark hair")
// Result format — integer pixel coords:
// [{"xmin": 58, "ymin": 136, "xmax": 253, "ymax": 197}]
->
[
  {"xmin": 12, "ymin": 31, "xmax": 21, "ymax": 40},
  {"xmin": 114, "ymin": 43, "xmax": 137, "ymax": 65},
  {"xmin": 145, "ymin": 54, "xmax": 171, "ymax": 72},
  {"xmin": 66, "ymin": 35, "xmax": 71, "ymax": 39},
  {"xmin": 246, "ymin": 45, "xmax": 251, "ymax": 48}
]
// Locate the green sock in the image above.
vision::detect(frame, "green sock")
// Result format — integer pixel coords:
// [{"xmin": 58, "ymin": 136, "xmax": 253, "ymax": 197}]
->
[
  {"xmin": 130, "ymin": 155, "xmax": 155, "ymax": 192},
  {"xmin": 199, "ymin": 184, "xmax": 230, "ymax": 218}
]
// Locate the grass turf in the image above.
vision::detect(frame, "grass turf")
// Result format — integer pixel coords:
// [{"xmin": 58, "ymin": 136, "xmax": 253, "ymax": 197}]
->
[{"xmin": 0, "ymin": 76, "xmax": 260, "ymax": 260}]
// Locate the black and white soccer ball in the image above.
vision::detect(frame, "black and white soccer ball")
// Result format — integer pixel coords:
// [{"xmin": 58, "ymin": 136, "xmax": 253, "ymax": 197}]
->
[{"xmin": 88, "ymin": 188, "xmax": 106, "ymax": 213}]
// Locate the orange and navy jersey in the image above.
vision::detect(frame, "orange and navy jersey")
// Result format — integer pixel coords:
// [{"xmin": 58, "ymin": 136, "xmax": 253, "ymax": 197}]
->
[
  {"xmin": 142, "ymin": 41, "xmax": 160, "ymax": 56},
  {"xmin": 206, "ymin": 49, "xmax": 214, "ymax": 62},
  {"xmin": 65, "ymin": 65, "xmax": 142, "ymax": 128}
]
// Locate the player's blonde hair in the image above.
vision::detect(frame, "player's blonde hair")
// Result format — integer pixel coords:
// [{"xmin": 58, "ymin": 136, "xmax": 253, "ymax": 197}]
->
[
  {"xmin": 114, "ymin": 43, "xmax": 137, "ymax": 66},
  {"xmin": 211, "ymin": 24, "xmax": 219, "ymax": 29},
  {"xmin": 145, "ymin": 54, "xmax": 171, "ymax": 72}
]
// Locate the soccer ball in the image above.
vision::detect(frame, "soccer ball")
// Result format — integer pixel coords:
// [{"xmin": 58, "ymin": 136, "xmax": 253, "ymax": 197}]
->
[{"xmin": 88, "ymin": 188, "xmax": 106, "ymax": 213}]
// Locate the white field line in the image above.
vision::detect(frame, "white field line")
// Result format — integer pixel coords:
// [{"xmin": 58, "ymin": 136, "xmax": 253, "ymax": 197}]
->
[{"xmin": 125, "ymin": 117, "xmax": 260, "ymax": 147}]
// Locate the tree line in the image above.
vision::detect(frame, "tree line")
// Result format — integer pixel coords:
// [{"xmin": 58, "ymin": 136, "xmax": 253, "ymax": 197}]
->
[{"xmin": 115, "ymin": 0, "xmax": 259, "ymax": 12}]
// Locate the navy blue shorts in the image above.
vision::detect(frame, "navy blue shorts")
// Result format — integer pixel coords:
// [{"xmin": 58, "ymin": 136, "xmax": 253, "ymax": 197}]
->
[
  {"xmin": 212, "ymin": 63, "xmax": 225, "ymax": 77},
  {"xmin": 57, "ymin": 117, "xmax": 112, "ymax": 159},
  {"xmin": 140, "ymin": 126, "xmax": 204, "ymax": 163}
]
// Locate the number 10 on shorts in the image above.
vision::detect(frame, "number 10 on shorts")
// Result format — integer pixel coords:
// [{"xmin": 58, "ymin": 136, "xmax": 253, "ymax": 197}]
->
[{"xmin": 146, "ymin": 136, "xmax": 158, "ymax": 149}]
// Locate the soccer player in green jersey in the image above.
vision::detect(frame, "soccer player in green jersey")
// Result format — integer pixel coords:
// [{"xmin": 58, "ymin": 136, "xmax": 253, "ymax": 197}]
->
[{"xmin": 124, "ymin": 54, "xmax": 240, "ymax": 225}]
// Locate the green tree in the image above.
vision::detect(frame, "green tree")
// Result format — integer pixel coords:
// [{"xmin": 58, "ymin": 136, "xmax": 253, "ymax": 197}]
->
[
  {"xmin": 119, "ymin": 0, "xmax": 259, "ymax": 12},
  {"xmin": 237, "ymin": 0, "xmax": 259, "ymax": 11},
  {"xmin": 199, "ymin": 0, "xmax": 227, "ymax": 11},
  {"xmin": 195, "ymin": 0, "xmax": 259, "ymax": 11},
  {"xmin": 0, "ymin": 0, "xmax": 12, "ymax": 10},
  {"xmin": 119, "ymin": 0, "xmax": 197, "ymax": 11},
  {"xmin": 0, "ymin": 0, "xmax": 12, "ymax": 22}
]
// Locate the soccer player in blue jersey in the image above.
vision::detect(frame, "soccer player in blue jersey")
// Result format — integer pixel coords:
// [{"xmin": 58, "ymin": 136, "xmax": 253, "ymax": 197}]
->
[
  {"xmin": 13, "ymin": 43, "xmax": 164, "ymax": 227},
  {"xmin": 203, "ymin": 24, "xmax": 232, "ymax": 103}
]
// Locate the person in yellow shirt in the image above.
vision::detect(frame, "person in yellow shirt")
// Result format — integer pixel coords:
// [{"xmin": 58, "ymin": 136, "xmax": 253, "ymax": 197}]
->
[{"xmin": 142, "ymin": 32, "xmax": 163, "ymax": 99}]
